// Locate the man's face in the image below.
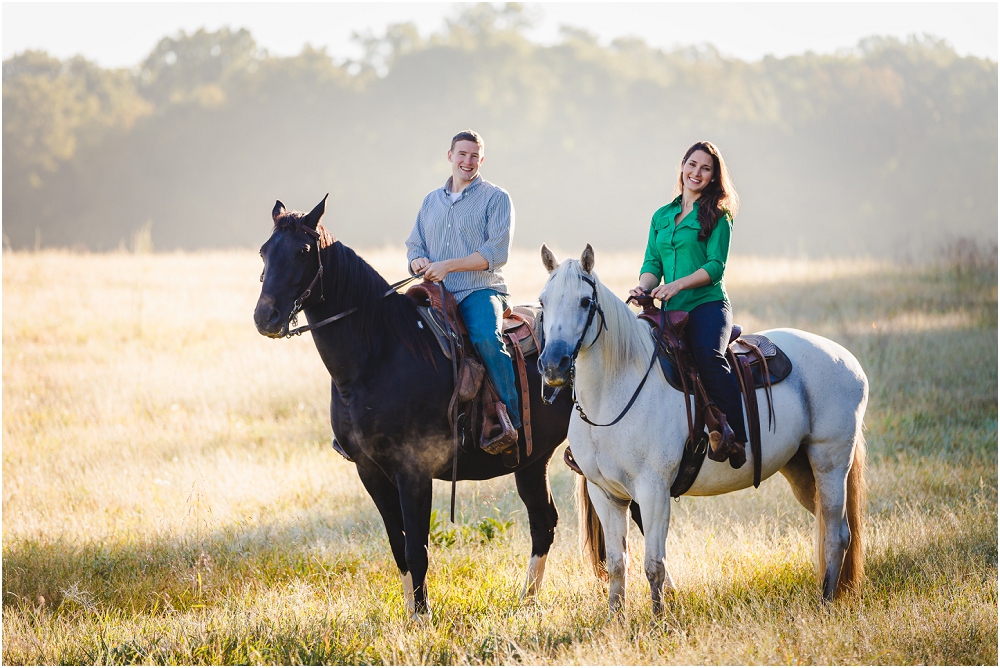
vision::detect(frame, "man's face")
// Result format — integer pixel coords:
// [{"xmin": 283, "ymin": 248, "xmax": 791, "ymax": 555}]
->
[{"xmin": 448, "ymin": 140, "xmax": 484, "ymax": 186}]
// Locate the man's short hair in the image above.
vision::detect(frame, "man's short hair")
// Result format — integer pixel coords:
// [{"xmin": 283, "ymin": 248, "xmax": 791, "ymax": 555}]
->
[{"xmin": 450, "ymin": 130, "xmax": 484, "ymax": 154}]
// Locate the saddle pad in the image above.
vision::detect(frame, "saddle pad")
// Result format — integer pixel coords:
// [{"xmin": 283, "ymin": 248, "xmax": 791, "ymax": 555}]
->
[
  {"xmin": 416, "ymin": 305, "xmax": 539, "ymax": 361},
  {"xmin": 655, "ymin": 331, "xmax": 793, "ymax": 393},
  {"xmin": 503, "ymin": 305, "xmax": 539, "ymax": 358}
]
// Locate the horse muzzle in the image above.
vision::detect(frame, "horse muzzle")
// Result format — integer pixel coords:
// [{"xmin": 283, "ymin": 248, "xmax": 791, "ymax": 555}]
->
[
  {"xmin": 254, "ymin": 294, "xmax": 288, "ymax": 338},
  {"xmin": 537, "ymin": 343, "xmax": 573, "ymax": 387}
]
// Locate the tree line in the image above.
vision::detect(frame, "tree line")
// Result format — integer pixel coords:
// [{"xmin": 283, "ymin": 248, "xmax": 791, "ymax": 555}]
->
[{"xmin": 3, "ymin": 3, "xmax": 997, "ymax": 257}]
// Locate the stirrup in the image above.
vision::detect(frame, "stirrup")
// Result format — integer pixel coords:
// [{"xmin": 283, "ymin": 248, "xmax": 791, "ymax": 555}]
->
[
  {"xmin": 706, "ymin": 429, "xmax": 729, "ymax": 462},
  {"xmin": 481, "ymin": 403, "xmax": 518, "ymax": 455}
]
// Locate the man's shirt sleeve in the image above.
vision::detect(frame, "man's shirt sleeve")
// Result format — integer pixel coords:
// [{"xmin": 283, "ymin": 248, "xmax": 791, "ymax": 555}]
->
[
  {"xmin": 405, "ymin": 197, "xmax": 430, "ymax": 273},
  {"xmin": 476, "ymin": 190, "xmax": 514, "ymax": 271}
]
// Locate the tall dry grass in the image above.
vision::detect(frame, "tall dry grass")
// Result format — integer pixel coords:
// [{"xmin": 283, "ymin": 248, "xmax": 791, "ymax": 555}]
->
[{"xmin": 3, "ymin": 244, "xmax": 996, "ymax": 664}]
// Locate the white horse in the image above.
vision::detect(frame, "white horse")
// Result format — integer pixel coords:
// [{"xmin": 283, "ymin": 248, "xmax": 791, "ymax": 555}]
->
[{"xmin": 537, "ymin": 244, "xmax": 868, "ymax": 614}]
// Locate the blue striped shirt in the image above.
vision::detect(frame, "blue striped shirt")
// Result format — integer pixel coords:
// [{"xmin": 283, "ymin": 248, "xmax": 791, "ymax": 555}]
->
[{"xmin": 405, "ymin": 175, "xmax": 514, "ymax": 303}]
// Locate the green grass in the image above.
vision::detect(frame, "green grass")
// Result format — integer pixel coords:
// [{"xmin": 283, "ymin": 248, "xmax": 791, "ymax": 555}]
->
[{"xmin": 3, "ymin": 246, "xmax": 996, "ymax": 664}]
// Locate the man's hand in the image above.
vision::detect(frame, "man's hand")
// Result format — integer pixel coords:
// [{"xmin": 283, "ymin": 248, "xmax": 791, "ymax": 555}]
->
[
  {"xmin": 421, "ymin": 260, "xmax": 452, "ymax": 283},
  {"xmin": 410, "ymin": 257, "xmax": 430, "ymax": 275}
]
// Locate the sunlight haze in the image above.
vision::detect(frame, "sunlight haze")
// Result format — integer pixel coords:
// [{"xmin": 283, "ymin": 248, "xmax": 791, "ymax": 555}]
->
[{"xmin": 3, "ymin": 2, "xmax": 997, "ymax": 67}]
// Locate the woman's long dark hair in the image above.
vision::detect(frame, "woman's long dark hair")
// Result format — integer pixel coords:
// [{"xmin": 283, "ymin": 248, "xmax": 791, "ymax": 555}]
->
[{"xmin": 675, "ymin": 141, "xmax": 740, "ymax": 241}]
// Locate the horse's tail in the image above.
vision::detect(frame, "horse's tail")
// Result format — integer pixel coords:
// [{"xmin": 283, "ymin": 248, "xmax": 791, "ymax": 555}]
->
[
  {"xmin": 814, "ymin": 431, "xmax": 867, "ymax": 597},
  {"xmin": 839, "ymin": 431, "xmax": 867, "ymax": 595},
  {"xmin": 576, "ymin": 475, "xmax": 607, "ymax": 581}
]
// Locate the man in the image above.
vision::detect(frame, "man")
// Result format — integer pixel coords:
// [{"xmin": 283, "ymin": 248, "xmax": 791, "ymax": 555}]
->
[{"xmin": 405, "ymin": 130, "xmax": 520, "ymax": 452}]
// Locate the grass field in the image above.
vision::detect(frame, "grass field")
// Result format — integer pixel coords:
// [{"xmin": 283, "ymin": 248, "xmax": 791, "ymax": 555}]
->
[{"xmin": 3, "ymin": 244, "xmax": 997, "ymax": 664}]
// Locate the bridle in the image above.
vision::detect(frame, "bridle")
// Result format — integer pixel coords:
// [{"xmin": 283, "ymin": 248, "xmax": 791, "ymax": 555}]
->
[
  {"xmin": 540, "ymin": 273, "xmax": 659, "ymax": 428},
  {"xmin": 260, "ymin": 224, "xmax": 418, "ymax": 338},
  {"xmin": 538, "ymin": 274, "xmax": 604, "ymax": 403}
]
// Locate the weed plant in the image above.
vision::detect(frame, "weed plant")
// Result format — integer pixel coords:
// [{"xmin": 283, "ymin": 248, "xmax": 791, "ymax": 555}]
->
[{"xmin": 3, "ymin": 244, "xmax": 996, "ymax": 664}]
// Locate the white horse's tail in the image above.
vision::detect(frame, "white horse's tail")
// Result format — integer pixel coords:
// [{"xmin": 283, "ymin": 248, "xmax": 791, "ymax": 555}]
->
[
  {"xmin": 576, "ymin": 476, "xmax": 608, "ymax": 581},
  {"xmin": 815, "ymin": 432, "xmax": 867, "ymax": 597}
]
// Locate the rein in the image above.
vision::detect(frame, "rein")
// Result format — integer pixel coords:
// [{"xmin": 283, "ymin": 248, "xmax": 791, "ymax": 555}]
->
[{"xmin": 266, "ymin": 229, "xmax": 420, "ymax": 338}]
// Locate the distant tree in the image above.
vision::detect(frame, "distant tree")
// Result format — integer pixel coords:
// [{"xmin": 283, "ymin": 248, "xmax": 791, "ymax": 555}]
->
[{"xmin": 1, "ymin": 24, "xmax": 995, "ymax": 256}]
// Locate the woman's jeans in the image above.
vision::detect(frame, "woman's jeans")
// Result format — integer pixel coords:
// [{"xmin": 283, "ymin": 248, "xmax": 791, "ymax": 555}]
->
[
  {"xmin": 687, "ymin": 300, "xmax": 748, "ymax": 444},
  {"xmin": 457, "ymin": 289, "xmax": 521, "ymax": 428}
]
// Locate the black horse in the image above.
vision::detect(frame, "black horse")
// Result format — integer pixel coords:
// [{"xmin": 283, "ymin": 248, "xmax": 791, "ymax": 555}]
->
[{"xmin": 253, "ymin": 196, "xmax": 573, "ymax": 618}]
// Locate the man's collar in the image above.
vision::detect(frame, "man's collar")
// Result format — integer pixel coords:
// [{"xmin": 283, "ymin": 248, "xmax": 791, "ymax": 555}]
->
[{"xmin": 444, "ymin": 174, "xmax": 483, "ymax": 195}]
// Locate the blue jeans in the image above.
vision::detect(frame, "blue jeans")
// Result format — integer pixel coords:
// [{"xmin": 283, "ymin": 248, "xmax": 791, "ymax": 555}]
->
[
  {"xmin": 458, "ymin": 289, "xmax": 521, "ymax": 428},
  {"xmin": 687, "ymin": 300, "xmax": 748, "ymax": 444}
]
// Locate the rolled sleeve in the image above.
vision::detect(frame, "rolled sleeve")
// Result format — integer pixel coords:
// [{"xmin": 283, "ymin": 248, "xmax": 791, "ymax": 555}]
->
[
  {"xmin": 701, "ymin": 212, "xmax": 732, "ymax": 284},
  {"xmin": 405, "ymin": 200, "xmax": 430, "ymax": 273},
  {"xmin": 476, "ymin": 191, "xmax": 513, "ymax": 271},
  {"xmin": 638, "ymin": 219, "xmax": 663, "ymax": 282}
]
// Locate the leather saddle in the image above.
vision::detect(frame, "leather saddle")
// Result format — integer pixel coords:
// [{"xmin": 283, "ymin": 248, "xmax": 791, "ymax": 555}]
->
[
  {"xmin": 405, "ymin": 281, "xmax": 540, "ymax": 467},
  {"xmin": 634, "ymin": 298, "xmax": 793, "ymax": 493},
  {"xmin": 656, "ymin": 324, "xmax": 793, "ymax": 393}
]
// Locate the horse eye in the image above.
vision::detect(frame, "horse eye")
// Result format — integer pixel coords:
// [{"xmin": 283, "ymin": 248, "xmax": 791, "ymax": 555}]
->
[
  {"xmin": 580, "ymin": 297, "xmax": 592, "ymax": 308},
  {"xmin": 298, "ymin": 245, "xmax": 310, "ymax": 257}
]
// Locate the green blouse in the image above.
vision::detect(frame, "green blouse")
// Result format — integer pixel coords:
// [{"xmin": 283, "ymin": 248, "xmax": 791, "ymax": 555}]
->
[{"xmin": 639, "ymin": 196, "xmax": 733, "ymax": 312}]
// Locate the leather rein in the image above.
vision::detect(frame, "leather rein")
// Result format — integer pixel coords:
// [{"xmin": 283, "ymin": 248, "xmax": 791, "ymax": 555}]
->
[
  {"xmin": 540, "ymin": 276, "xmax": 660, "ymax": 428},
  {"xmin": 261, "ymin": 225, "xmax": 418, "ymax": 338}
]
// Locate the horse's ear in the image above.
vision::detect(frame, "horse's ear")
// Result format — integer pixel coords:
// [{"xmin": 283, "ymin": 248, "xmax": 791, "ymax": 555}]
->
[
  {"xmin": 272, "ymin": 200, "xmax": 286, "ymax": 222},
  {"xmin": 580, "ymin": 244, "xmax": 595, "ymax": 274},
  {"xmin": 540, "ymin": 244, "xmax": 560, "ymax": 273},
  {"xmin": 304, "ymin": 194, "xmax": 329, "ymax": 229}
]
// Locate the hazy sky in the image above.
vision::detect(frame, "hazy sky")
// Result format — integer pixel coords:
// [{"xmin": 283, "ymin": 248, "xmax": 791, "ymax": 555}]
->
[{"xmin": 3, "ymin": 2, "xmax": 997, "ymax": 68}]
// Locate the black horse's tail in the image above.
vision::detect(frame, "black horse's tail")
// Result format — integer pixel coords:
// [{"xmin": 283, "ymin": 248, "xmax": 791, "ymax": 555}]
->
[{"xmin": 576, "ymin": 475, "xmax": 608, "ymax": 581}]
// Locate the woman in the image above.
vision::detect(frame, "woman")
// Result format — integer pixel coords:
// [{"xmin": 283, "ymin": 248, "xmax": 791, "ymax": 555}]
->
[{"xmin": 629, "ymin": 141, "xmax": 747, "ymax": 468}]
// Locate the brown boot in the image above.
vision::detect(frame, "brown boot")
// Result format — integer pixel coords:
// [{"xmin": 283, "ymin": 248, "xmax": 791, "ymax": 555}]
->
[{"xmin": 728, "ymin": 442, "xmax": 746, "ymax": 469}]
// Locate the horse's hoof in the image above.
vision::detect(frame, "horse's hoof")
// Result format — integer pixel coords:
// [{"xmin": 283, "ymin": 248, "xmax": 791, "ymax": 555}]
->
[{"xmin": 410, "ymin": 608, "xmax": 433, "ymax": 624}]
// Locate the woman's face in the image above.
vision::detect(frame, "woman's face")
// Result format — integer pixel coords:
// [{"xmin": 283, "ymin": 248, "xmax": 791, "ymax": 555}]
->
[{"xmin": 681, "ymin": 149, "xmax": 715, "ymax": 194}]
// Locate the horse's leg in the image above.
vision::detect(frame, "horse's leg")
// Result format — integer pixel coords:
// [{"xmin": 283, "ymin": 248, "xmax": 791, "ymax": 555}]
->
[
  {"xmin": 514, "ymin": 457, "xmax": 558, "ymax": 600},
  {"xmin": 779, "ymin": 445, "xmax": 816, "ymax": 514},
  {"xmin": 635, "ymin": 484, "xmax": 674, "ymax": 614},
  {"xmin": 354, "ymin": 463, "xmax": 413, "ymax": 614},
  {"xmin": 587, "ymin": 481, "xmax": 631, "ymax": 615},
  {"xmin": 807, "ymin": 443, "xmax": 855, "ymax": 601},
  {"xmin": 396, "ymin": 471, "xmax": 434, "ymax": 619},
  {"xmin": 628, "ymin": 501, "xmax": 644, "ymax": 534}
]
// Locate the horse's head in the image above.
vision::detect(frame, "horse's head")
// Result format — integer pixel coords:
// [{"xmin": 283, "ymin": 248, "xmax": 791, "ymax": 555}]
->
[
  {"xmin": 254, "ymin": 195, "xmax": 335, "ymax": 338},
  {"xmin": 536, "ymin": 243, "xmax": 602, "ymax": 387}
]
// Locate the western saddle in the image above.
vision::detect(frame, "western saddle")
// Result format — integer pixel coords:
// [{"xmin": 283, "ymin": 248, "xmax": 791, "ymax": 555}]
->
[
  {"xmin": 630, "ymin": 295, "xmax": 792, "ymax": 493},
  {"xmin": 404, "ymin": 280, "xmax": 541, "ymax": 468}
]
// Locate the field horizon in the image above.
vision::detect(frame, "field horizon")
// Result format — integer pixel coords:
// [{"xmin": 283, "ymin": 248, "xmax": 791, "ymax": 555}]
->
[{"xmin": 3, "ymin": 245, "xmax": 997, "ymax": 664}]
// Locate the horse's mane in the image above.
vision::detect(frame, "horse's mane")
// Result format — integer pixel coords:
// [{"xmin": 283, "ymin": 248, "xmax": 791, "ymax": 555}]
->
[
  {"xmin": 272, "ymin": 210, "xmax": 430, "ymax": 360},
  {"xmin": 322, "ymin": 241, "xmax": 433, "ymax": 361},
  {"xmin": 554, "ymin": 260, "xmax": 654, "ymax": 378}
]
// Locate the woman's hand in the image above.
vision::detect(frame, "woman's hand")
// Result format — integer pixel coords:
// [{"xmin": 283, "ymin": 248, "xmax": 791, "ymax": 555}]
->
[
  {"xmin": 628, "ymin": 285, "xmax": 649, "ymax": 298},
  {"xmin": 649, "ymin": 280, "xmax": 683, "ymax": 302}
]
